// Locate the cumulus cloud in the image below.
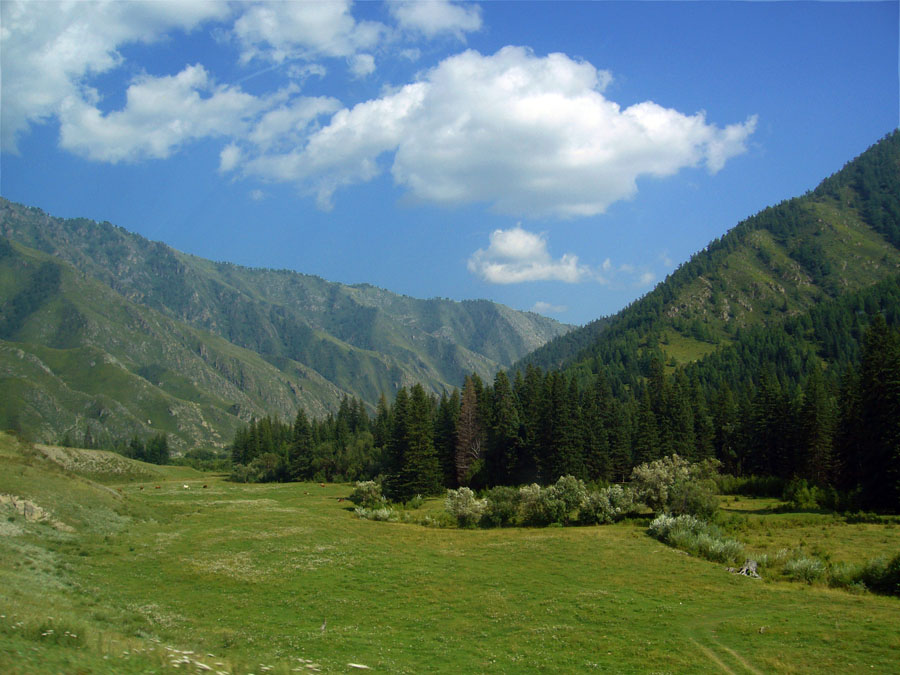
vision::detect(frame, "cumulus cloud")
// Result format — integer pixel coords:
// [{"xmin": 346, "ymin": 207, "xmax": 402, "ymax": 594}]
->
[
  {"xmin": 466, "ymin": 228, "xmax": 660, "ymax": 288},
  {"xmin": 2, "ymin": 4, "xmax": 755, "ymax": 219},
  {"xmin": 0, "ymin": 0, "xmax": 231, "ymax": 152},
  {"xmin": 467, "ymin": 226, "xmax": 590, "ymax": 284},
  {"xmin": 247, "ymin": 96, "xmax": 342, "ymax": 151},
  {"xmin": 1, "ymin": 0, "xmax": 381, "ymax": 159},
  {"xmin": 240, "ymin": 46, "xmax": 756, "ymax": 217},
  {"xmin": 58, "ymin": 64, "xmax": 270, "ymax": 162},
  {"xmin": 389, "ymin": 0, "xmax": 483, "ymax": 40},
  {"xmin": 240, "ymin": 82, "xmax": 428, "ymax": 209},
  {"xmin": 233, "ymin": 0, "xmax": 385, "ymax": 64}
]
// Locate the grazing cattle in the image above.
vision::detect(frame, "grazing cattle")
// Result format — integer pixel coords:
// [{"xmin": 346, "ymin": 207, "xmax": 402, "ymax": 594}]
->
[
  {"xmin": 183, "ymin": 484, "xmax": 189, "ymax": 489},
  {"xmin": 320, "ymin": 483, "xmax": 325, "ymax": 488},
  {"xmin": 139, "ymin": 486, "xmax": 144, "ymax": 491},
  {"xmin": 338, "ymin": 498, "xmax": 345, "ymax": 503},
  {"xmin": 155, "ymin": 486, "xmax": 161, "ymax": 489},
  {"xmin": 202, "ymin": 484, "xmax": 208, "ymax": 488}
]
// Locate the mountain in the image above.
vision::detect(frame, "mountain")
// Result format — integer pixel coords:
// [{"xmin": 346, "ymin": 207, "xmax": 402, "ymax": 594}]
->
[
  {"xmin": 0, "ymin": 201, "xmax": 569, "ymax": 449},
  {"xmin": 516, "ymin": 131, "xmax": 900, "ymax": 383}
]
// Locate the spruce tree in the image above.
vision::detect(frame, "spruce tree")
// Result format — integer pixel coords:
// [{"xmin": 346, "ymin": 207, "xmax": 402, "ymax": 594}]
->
[
  {"xmin": 854, "ymin": 316, "xmax": 900, "ymax": 510},
  {"xmin": 397, "ymin": 384, "xmax": 442, "ymax": 499},
  {"xmin": 289, "ymin": 408, "xmax": 313, "ymax": 480},
  {"xmin": 487, "ymin": 371, "xmax": 521, "ymax": 486}
]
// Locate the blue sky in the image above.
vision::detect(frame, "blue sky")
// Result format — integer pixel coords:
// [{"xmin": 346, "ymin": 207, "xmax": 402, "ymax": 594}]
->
[{"xmin": 2, "ymin": 1, "xmax": 897, "ymax": 326}]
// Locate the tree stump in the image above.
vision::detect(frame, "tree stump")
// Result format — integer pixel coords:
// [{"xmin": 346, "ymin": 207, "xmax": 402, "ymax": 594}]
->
[{"xmin": 726, "ymin": 560, "xmax": 761, "ymax": 578}]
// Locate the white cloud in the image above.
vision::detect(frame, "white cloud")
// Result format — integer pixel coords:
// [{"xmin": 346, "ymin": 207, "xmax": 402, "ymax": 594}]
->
[
  {"xmin": 531, "ymin": 301, "xmax": 568, "ymax": 315},
  {"xmin": 2, "ymin": 4, "xmax": 755, "ymax": 219},
  {"xmin": 390, "ymin": 0, "xmax": 482, "ymax": 40},
  {"xmin": 467, "ymin": 226, "xmax": 590, "ymax": 284},
  {"xmin": 638, "ymin": 271, "xmax": 656, "ymax": 287},
  {"xmin": 233, "ymin": 0, "xmax": 385, "ymax": 64},
  {"xmin": 0, "ymin": 0, "xmax": 231, "ymax": 153},
  {"xmin": 349, "ymin": 53, "xmax": 376, "ymax": 79},
  {"xmin": 58, "ymin": 64, "xmax": 267, "ymax": 162},
  {"xmin": 219, "ymin": 143, "xmax": 243, "ymax": 173},
  {"xmin": 247, "ymin": 96, "xmax": 342, "ymax": 151},
  {"xmin": 243, "ymin": 82, "xmax": 428, "ymax": 209},
  {"xmin": 241, "ymin": 46, "xmax": 756, "ymax": 217}
]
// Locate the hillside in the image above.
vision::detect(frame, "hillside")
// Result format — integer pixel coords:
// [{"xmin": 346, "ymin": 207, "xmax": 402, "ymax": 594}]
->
[
  {"xmin": 0, "ymin": 204, "xmax": 569, "ymax": 449},
  {"xmin": 517, "ymin": 131, "xmax": 900, "ymax": 379},
  {"xmin": 0, "ymin": 238, "xmax": 351, "ymax": 450}
]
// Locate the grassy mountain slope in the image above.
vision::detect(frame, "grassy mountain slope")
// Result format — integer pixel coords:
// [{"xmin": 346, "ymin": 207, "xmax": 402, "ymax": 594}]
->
[
  {"xmin": 0, "ymin": 239, "xmax": 348, "ymax": 449},
  {"xmin": 0, "ymin": 199, "xmax": 569, "ymax": 411},
  {"xmin": 518, "ymin": 131, "xmax": 900, "ymax": 377}
]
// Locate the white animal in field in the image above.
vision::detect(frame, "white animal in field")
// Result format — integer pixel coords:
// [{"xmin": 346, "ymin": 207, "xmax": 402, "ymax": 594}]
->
[{"xmin": 183, "ymin": 484, "xmax": 189, "ymax": 489}]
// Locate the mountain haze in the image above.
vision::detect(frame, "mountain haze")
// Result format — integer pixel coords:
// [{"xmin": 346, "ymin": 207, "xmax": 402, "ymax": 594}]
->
[{"xmin": 0, "ymin": 201, "xmax": 569, "ymax": 449}]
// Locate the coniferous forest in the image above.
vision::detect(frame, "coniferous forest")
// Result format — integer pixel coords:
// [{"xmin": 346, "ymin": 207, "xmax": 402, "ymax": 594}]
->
[{"xmin": 230, "ymin": 292, "xmax": 900, "ymax": 512}]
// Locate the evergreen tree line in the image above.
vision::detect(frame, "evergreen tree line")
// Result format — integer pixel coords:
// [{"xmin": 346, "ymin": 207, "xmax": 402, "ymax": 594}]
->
[
  {"xmin": 59, "ymin": 426, "xmax": 171, "ymax": 465},
  {"xmin": 231, "ymin": 303, "xmax": 900, "ymax": 512}
]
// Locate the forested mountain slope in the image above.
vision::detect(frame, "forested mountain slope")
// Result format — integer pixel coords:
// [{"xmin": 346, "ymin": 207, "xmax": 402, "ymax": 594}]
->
[{"xmin": 517, "ymin": 131, "xmax": 900, "ymax": 381}]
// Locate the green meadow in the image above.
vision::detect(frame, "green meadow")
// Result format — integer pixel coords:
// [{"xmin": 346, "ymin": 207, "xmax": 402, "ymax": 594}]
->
[{"xmin": 1, "ymin": 433, "xmax": 898, "ymax": 674}]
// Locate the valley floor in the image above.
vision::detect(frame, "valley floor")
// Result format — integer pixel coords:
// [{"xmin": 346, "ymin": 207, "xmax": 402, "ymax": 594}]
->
[{"xmin": 1, "ymin": 436, "xmax": 898, "ymax": 673}]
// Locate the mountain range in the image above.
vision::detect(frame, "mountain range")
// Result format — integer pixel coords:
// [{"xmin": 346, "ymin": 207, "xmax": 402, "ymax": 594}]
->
[{"xmin": 0, "ymin": 201, "xmax": 568, "ymax": 450}]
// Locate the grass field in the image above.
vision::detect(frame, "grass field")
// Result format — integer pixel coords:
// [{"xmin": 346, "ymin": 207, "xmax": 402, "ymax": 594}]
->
[{"xmin": 1, "ymin": 432, "xmax": 898, "ymax": 673}]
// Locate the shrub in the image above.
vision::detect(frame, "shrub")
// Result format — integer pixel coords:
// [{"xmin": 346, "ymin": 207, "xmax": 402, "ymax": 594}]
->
[
  {"xmin": 827, "ymin": 562, "xmax": 867, "ymax": 592},
  {"xmin": 445, "ymin": 487, "xmax": 486, "ymax": 528},
  {"xmin": 648, "ymin": 513, "xmax": 745, "ymax": 564},
  {"xmin": 858, "ymin": 554, "xmax": 900, "ymax": 596},
  {"xmin": 405, "ymin": 494, "xmax": 424, "ymax": 510},
  {"xmin": 228, "ymin": 463, "xmax": 255, "ymax": 483},
  {"xmin": 784, "ymin": 556, "xmax": 825, "ymax": 583},
  {"xmin": 517, "ymin": 484, "xmax": 544, "ymax": 525},
  {"xmin": 354, "ymin": 506, "xmax": 397, "ymax": 522},
  {"xmin": 481, "ymin": 486, "xmax": 521, "ymax": 528},
  {"xmin": 668, "ymin": 478, "xmax": 719, "ymax": 520},
  {"xmin": 631, "ymin": 455, "xmax": 721, "ymax": 517},
  {"xmin": 549, "ymin": 475, "xmax": 588, "ymax": 514},
  {"xmin": 782, "ymin": 478, "xmax": 821, "ymax": 511},
  {"xmin": 348, "ymin": 481, "xmax": 384, "ymax": 509},
  {"xmin": 533, "ymin": 492, "xmax": 568, "ymax": 526},
  {"xmin": 578, "ymin": 485, "xmax": 635, "ymax": 525}
]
